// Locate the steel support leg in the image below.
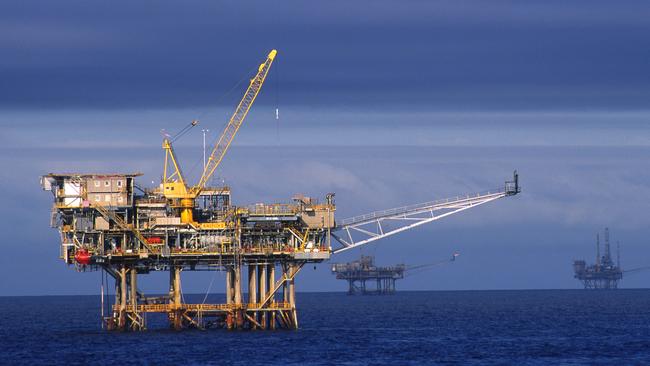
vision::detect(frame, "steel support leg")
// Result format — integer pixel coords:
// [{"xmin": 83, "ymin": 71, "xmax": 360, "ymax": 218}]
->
[
  {"xmin": 258, "ymin": 264, "xmax": 267, "ymax": 329},
  {"xmin": 248, "ymin": 265, "xmax": 257, "ymax": 329},
  {"xmin": 268, "ymin": 263, "xmax": 275, "ymax": 330}
]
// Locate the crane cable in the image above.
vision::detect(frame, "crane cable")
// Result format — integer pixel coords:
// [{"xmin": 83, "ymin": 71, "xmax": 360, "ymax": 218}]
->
[
  {"xmin": 201, "ymin": 269, "xmax": 220, "ymax": 305},
  {"xmin": 404, "ymin": 255, "xmax": 459, "ymax": 278},
  {"xmin": 183, "ymin": 62, "xmax": 260, "ymax": 184},
  {"xmin": 171, "ymin": 120, "xmax": 198, "ymax": 143}
]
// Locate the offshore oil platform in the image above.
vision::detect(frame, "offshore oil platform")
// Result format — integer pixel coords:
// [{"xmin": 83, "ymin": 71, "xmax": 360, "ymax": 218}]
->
[
  {"xmin": 573, "ymin": 228, "xmax": 650, "ymax": 289},
  {"xmin": 331, "ymin": 253, "xmax": 459, "ymax": 295},
  {"xmin": 573, "ymin": 228, "xmax": 623, "ymax": 289},
  {"xmin": 41, "ymin": 50, "xmax": 520, "ymax": 331}
]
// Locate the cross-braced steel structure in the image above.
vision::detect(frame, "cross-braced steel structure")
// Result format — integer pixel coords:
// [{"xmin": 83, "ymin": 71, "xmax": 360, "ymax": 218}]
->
[
  {"xmin": 40, "ymin": 50, "xmax": 520, "ymax": 331},
  {"xmin": 332, "ymin": 256, "xmax": 405, "ymax": 294},
  {"xmin": 574, "ymin": 228, "xmax": 623, "ymax": 289},
  {"xmin": 331, "ymin": 172, "xmax": 519, "ymax": 254}
]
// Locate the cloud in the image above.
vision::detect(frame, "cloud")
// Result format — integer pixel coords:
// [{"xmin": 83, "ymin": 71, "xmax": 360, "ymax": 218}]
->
[
  {"xmin": 1, "ymin": 0, "xmax": 649, "ymax": 110},
  {"xmin": 2, "ymin": 0, "xmax": 650, "ymax": 294},
  {"xmin": 3, "ymin": 109, "xmax": 650, "ymax": 150},
  {"xmin": 3, "ymin": 143, "xmax": 650, "ymax": 294}
]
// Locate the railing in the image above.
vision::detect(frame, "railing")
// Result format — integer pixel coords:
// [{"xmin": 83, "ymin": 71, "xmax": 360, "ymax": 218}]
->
[
  {"xmin": 246, "ymin": 204, "xmax": 297, "ymax": 216},
  {"xmin": 93, "ymin": 204, "xmax": 155, "ymax": 253},
  {"xmin": 337, "ymin": 188, "xmax": 506, "ymax": 227},
  {"xmin": 114, "ymin": 302, "xmax": 293, "ymax": 313}
]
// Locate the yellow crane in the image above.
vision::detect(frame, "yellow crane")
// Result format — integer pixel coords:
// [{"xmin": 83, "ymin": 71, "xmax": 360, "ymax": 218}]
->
[{"xmin": 161, "ymin": 49, "xmax": 277, "ymax": 224}]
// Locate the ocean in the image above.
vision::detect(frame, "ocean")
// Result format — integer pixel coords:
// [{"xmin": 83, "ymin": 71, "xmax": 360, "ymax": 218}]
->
[{"xmin": 1, "ymin": 290, "xmax": 649, "ymax": 365}]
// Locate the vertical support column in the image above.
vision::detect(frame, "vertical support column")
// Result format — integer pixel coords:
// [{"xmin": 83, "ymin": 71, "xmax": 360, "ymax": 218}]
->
[
  {"xmin": 130, "ymin": 267, "xmax": 138, "ymax": 307},
  {"xmin": 114, "ymin": 274, "xmax": 121, "ymax": 313},
  {"xmin": 109, "ymin": 267, "xmax": 120, "ymax": 331},
  {"xmin": 248, "ymin": 265, "xmax": 257, "ymax": 304},
  {"xmin": 119, "ymin": 266, "xmax": 127, "ymax": 330},
  {"xmin": 234, "ymin": 263, "xmax": 242, "ymax": 304},
  {"xmin": 282, "ymin": 266, "xmax": 289, "ymax": 328},
  {"xmin": 225, "ymin": 266, "xmax": 234, "ymax": 329},
  {"xmin": 248, "ymin": 264, "xmax": 257, "ymax": 329},
  {"xmin": 120, "ymin": 266, "xmax": 127, "ymax": 309},
  {"xmin": 267, "ymin": 263, "xmax": 275, "ymax": 330},
  {"xmin": 169, "ymin": 265, "xmax": 183, "ymax": 330},
  {"xmin": 226, "ymin": 267, "xmax": 233, "ymax": 304},
  {"xmin": 288, "ymin": 263, "xmax": 298, "ymax": 328},
  {"xmin": 173, "ymin": 266, "xmax": 181, "ymax": 306},
  {"xmin": 283, "ymin": 274, "xmax": 289, "ymax": 304},
  {"xmin": 128, "ymin": 266, "xmax": 144, "ymax": 331},
  {"xmin": 288, "ymin": 264, "xmax": 296, "ymax": 305},
  {"xmin": 258, "ymin": 264, "xmax": 267, "ymax": 329},
  {"xmin": 229, "ymin": 262, "xmax": 242, "ymax": 329}
]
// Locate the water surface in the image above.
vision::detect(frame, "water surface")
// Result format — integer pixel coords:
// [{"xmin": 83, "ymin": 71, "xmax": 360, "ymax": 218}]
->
[{"xmin": 1, "ymin": 290, "xmax": 649, "ymax": 365}]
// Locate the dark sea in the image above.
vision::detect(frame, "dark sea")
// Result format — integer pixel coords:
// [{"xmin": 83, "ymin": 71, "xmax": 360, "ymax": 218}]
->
[{"xmin": 1, "ymin": 290, "xmax": 649, "ymax": 365}]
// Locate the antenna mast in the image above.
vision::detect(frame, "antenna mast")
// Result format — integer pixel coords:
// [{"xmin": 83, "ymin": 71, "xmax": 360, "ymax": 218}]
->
[
  {"xmin": 596, "ymin": 233, "xmax": 600, "ymax": 266},
  {"xmin": 604, "ymin": 227, "xmax": 611, "ymax": 262}
]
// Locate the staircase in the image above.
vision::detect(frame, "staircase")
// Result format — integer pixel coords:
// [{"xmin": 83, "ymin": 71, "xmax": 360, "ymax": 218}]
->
[{"xmin": 92, "ymin": 203, "xmax": 154, "ymax": 252}]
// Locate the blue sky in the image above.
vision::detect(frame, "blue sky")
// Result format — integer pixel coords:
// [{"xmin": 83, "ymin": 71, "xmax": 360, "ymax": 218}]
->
[{"xmin": 1, "ymin": 0, "xmax": 650, "ymax": 295}]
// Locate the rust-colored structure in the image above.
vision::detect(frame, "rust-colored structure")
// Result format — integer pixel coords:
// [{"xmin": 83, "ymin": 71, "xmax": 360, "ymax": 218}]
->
[{"xmin": 42, "ymin": 172, "xmax": 333, "ymax": 330}]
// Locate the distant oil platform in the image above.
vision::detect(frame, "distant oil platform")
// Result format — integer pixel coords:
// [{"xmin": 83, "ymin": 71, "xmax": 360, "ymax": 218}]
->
[
  {"xmin": 573, "ymin": 228, "xmax": 649, "ymax": 289},
  {"xmin": 331, "ymin": 253, "xmax": 459, "ymax": 295}
]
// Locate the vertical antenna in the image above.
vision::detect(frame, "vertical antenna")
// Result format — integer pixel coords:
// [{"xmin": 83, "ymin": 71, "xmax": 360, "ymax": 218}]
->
[
  {"xmin": 202, "ymin": 128, "xmax": 209, "ymax": 171},
  {"xmin": 275, "ymin": 57, "xmax": 280, "ymax": 142},
  {"xmin": 596, "ymin": 233, "xmax": 600, "ymax": 266},
  {"xmin": 604, "ymin": 227, "xmax": 611, "ymax": 261}
]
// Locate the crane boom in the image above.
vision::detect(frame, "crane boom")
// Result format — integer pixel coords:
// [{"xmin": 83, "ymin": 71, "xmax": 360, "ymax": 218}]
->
[
  {"xmin": 194, "ymin": 49, "xmax": 277, "ymax": 194},
  {"xmin": 406, "ymin": 253, "xmax": 459, "ymax": 272},
  {"xmin": 331, "ymin": 171, "xmax": 520, "ymax": 254}
]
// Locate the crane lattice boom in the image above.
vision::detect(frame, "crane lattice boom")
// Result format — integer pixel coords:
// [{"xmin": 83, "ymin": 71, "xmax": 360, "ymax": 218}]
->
[
  {"xmin": 194, "ymin": 49, "xmax": 277, "ymax": 193},
  {"xmin": 331, "ymin": 171, "xmax": 519, "ymax": 254}
]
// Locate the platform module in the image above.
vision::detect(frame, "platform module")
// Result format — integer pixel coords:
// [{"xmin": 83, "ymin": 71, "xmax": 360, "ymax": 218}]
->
[
  {"xmin": 573, "ymin": 228, "xmax": 650, "ymax": 289},
  {"xmin": 332, "ymin": 254, "xmax": 458, "ymax": 294},
  {"xmin": 573, "ymin": 228, "xmax": 623, "ymax": 289}
]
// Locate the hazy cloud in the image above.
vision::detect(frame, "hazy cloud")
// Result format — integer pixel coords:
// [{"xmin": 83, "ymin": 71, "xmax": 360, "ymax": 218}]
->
[{"xmin": 1, "ymin": 0, "xmax": 649, "ymax": 110}]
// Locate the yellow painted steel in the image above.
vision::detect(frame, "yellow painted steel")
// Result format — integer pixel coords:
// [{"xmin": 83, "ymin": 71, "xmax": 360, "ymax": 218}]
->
[
  {"xmin": 179, "ymin": 198, "xmax": 194, "ymax": 223},
  {"xmin": 285, "ymin": 226, "xmax": 311, "ymax": 250},
  {"xmin": 194, "ymin": 49, "xmax": 277, "ymax": 193},
  {"xmin": 115, "ymin": 301, "xmax": 291, "ymax": 314},
  {"xmin": 198, "ymin": 221, "xmax": 228, "ymax": 230},
  {"xmin": 161, "ymin": 139, "xmax": 189, "ymax": 198},
  {"xmin": 300, "ymin": 228, "xmax": 310, "ymax": 250},
  {"xmin": 159, "ymin": 50, "xmax": 278, "ymax": 224}
]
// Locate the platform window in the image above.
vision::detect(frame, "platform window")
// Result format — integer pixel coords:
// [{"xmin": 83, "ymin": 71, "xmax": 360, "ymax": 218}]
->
[
  {"xmin": 104, "ymin": 180, "xmax": 110, "ymax": 187},
  {"xmin": 94, "ymin": 195, "xmax": 101, "ymax": 202},
  {"xmin": 116, "ymin": 180, "xmax": 123, "ymax": 187},
  {"xmin": 105, "ymin": 194, "xmax": 111, "ymax": 202},
  {"xmin": 117, "ymin": 196, "xmax": 123, "ymax": 203},
  {"xmin": 94, "ymin": 181, "xmax": 100, "ymax": 187}
]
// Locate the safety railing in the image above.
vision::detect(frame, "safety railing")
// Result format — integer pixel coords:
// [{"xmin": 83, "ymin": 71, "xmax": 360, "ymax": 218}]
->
[
  {"xmin": 246, "ymin": 204, "xmax": 297, "ymax": 216},
  {"xmin": 114, "ymin": 301, "xmax": 293, "ymax": 313},
  {"xmin": 337, "ymin": 188, "xmax": 506, "ymax": 227}
]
